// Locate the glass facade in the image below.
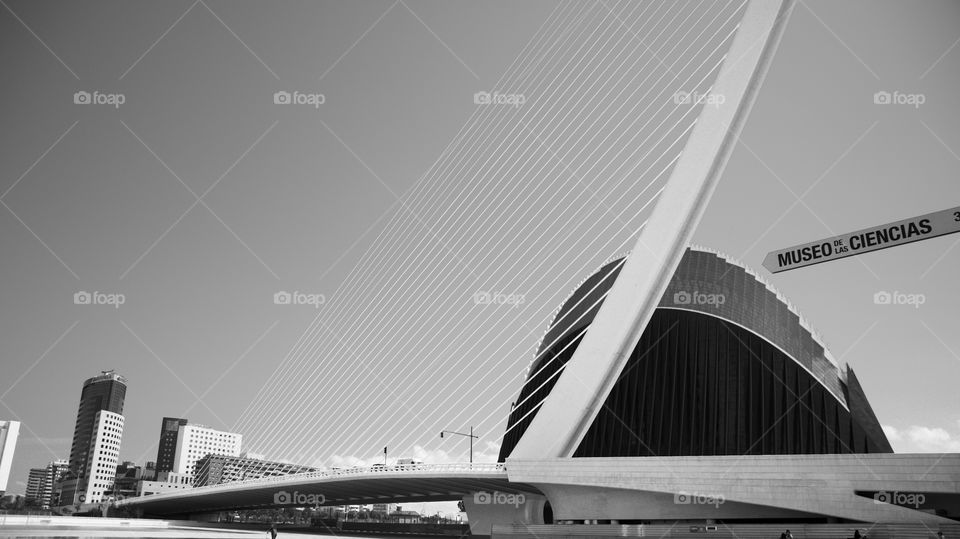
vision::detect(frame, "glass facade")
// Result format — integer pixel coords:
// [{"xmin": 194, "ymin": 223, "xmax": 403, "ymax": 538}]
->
[
  {"xmin": 68, "ymin": 371, "xmax": 126, "ymax": 480},
  {"xmin": 155, "ymin": 417, "xmax": 188, "ymax": 474}
]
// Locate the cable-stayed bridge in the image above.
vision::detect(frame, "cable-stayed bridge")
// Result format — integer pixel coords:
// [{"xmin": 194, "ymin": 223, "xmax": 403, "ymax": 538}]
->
[
  {"xmin": 113, "ymin": 1, "xmax": 912, "ymax": 536},
  {"xmin": 230, "ymin": 0, "xmax": 748, "ymax": 477},
  {"xmin": 113, "ymin": 3, "xmax": 960, "ymax": 537},
  {"xmin": 121, "ymin": 0, "xmax": 776, "ymax": 516}
]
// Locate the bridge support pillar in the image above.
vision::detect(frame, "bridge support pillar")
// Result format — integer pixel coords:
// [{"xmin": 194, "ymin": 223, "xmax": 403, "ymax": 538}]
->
[{"xmin": 462, "ymin": 491, "xmax": 548, "ymax": 536}]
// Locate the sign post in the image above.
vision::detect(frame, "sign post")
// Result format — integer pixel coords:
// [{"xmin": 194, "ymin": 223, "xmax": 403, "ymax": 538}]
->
[{"xmin": 763, "ymin": 206, "xmax": 960, "ymax": 274}]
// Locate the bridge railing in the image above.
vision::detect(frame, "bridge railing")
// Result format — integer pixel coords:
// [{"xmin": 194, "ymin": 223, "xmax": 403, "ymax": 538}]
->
[{"xmin": 121, "ymin": 462, "xmax": 505, "ymax": 503}]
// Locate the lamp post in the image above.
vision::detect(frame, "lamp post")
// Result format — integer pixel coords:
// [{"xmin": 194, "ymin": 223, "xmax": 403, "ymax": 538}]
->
[{"xmin": 440, "ymin": 426, "xmax": 478, "ymax": 463}]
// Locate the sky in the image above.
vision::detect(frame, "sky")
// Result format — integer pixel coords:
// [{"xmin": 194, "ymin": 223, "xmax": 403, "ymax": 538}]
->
[{"xmin": 1, "ymin": 0, "xmax": 959, "ymax": 503}]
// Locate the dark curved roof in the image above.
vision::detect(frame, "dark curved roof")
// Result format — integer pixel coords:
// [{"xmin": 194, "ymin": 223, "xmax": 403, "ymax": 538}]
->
[
  {"xmin": 499, "ymin": 246, "xmax": 893, "ymax": 460},
  {"xmin": 531, "ymin": 247, "xmax": 846, "ymax": 406}
]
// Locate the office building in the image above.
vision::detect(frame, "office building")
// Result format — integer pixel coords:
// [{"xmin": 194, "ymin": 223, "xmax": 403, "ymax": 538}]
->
[
  {"xmin": 25, "ymin": 459, "xmax": 69, "ymax": 508},
  {"xmin": 0, "ymin": 420, "xmax": 20, "ymax": 495},
  {"xmin": 59, "ymin": 371, "xmax": 126, "ymax": 506},
  {"xmin": 137, "ymin": 471, "xmax": 193, "ymax": 496},
  {"xmin": 76, "ymin": 410, "xmax": 124, "ymax": 504},
  {"xmin": 155, "ymin": 417, "xmax": 187, "ymax": 474},
  {"xmin": 43, "ymin": 459, "xmax": 69, "ymax": 508},
  {"xmin": 25, "ymin": 467, "xmax": 44, "ymax": 504},
  {"xmin": 372, "ymin": 502, "xmax": 398, "ymax": 515},
  {"xmin": 110, "ymin": 461, "xmax": 143, "ymax": 500},
  {"xmin": 192, "ymin": 453, "xmax": 316, "ymax": 487},
  {"xmin": 171, "ymin": 423, "xmax": 241, "ymax": 479},
  {"xmin": 66, "ymin": 371, "xmax": 126, "ymax": 483},
  {"xmin": 143, "ymin": 461, "xmax": 157, "ymax": 481}
]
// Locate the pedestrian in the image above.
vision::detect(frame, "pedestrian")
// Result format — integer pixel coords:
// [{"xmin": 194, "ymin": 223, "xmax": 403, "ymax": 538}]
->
[
  {"xmin": 785, "ymin": 530, "xmax": 793, "ymax": 539},
  {"xmin": 854, "ymin": 530, "xmax": 862, "ymax": 539},
  {"xmin": 267, "ymin": 524, "xmax": 278, "ymax": 539},
  {"xmin": 937, "ymin": 532, "xmax": 944, "ymax": 539}
]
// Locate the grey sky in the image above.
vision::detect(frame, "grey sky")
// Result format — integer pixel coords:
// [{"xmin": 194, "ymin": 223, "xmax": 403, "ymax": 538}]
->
[{"xmin": 1, "ymin": 0, "xmax": 958, "ymax": 496}]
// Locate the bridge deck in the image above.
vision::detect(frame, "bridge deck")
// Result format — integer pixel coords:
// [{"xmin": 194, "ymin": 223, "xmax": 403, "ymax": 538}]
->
[{"xmin": 118, "ymin": 463, "xmax": 537, "ymax": 516}]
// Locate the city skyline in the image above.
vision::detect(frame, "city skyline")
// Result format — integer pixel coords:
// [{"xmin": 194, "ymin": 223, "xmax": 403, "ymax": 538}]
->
[{"xmin": 2, "ymin": 0, "xmax": 959, "ymax": 501}]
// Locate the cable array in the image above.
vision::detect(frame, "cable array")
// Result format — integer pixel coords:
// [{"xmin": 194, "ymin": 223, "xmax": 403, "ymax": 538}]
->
[{"xmin": 228, "ymin": 0, "xmax": 748, "ymax": 476}]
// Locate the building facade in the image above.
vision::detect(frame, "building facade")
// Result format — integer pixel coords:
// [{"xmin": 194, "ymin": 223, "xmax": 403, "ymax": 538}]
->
[
  {"xmin": 192, "ymin": 453, "xmax": 316, "ymax": 487},
  {"xmin": 79, "ymin": 410, "xmax": 124, "ymax": 504},
  {"xmin": 499, "ymin": 248, "xmax": 890, "ymax": 461},
  {"xmin": 42, "ymin": 459, "xmax": 69, "ymax": 508},
  {"xmin": 109, "ymin": 460, "xmax": 144, "ymax": 500},
  {"xmin": 143, "ymin": 461, "xmax": 157, "ymax": 481},
  {"xmin": 449, "ymin": 248, "xmax": 958, "ymax": 533},
  {"xmin": 171, "ymin": 423, "xmax": 242, "ymax": 479},
  {"xmin": 25, "ymin": 467, "xmax": 44, "ymax": 505},
  {"xmin": 59, "ymin": 371, "xmax": 126, "ymax": 506},
  {"xmin": 66, "ymin": 372, "xmax": 126, "ymax": 484},
  {"xmin": 371, "ymin": 502, "xmax": 398, "ymax": 515},
  {"xmin": 155, "ymin": 417, "xmax": 188, "ymax": 474},
  {"xmin": 26, "ymin": 459, "xmax": 69, "ymax": 508},
  {"xmin": 0, "ymin": 420, "xmax": 20, "ymax": 495},
  {"xmin": 137, "ymin": 471, "xmax": 193, "ymax": 497},
  {"xmin": 45, "ymin": 459, "xmax": 70, "ymax": 507}
]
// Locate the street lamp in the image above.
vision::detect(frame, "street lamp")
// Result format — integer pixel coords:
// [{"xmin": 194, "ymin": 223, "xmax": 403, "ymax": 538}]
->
[{"xmin": 440, "ymin": 427, "xmax": 478, "ymax": 463}]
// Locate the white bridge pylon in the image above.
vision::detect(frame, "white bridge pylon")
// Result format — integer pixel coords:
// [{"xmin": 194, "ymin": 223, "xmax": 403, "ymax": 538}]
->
[{"xmin": 508, "ymin": 0, "xmax": 795, "ymax": 459}]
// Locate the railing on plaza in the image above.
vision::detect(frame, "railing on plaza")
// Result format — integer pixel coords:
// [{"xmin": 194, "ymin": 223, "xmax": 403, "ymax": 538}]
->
[{"xmin": 0, "ymin": 514, "xmax": 171, "ymax": 528}]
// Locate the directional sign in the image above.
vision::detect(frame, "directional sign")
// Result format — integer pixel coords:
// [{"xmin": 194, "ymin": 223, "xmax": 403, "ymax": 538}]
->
[{"xmin": 763, "ymin": 206, "xmax": 960, "ymax": 273}]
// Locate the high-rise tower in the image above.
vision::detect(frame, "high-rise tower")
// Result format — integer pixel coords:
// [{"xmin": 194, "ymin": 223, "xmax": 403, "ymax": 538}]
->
[
  {"xmin": 59, "ymin": 371, "xmax": 126, "ymax": 506},
  {"xmin": 67, "ymin": 371, "xmax": 126, "ymax": 479},
  {"xmin": 155, "ymin": 417, "xmax": 188, "ymax": 475}
]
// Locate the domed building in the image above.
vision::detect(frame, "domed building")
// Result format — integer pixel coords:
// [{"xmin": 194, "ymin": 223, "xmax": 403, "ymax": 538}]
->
[
  {"xmin": 464, "ymin": 247, "xmax": 959, "ymax": 536},
  {"xmin": 499, "ymin": 247, "xmax": 891, "ymax": 461}
]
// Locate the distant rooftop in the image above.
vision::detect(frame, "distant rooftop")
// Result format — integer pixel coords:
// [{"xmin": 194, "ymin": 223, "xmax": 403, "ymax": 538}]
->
[{"xmin": 84, "ymin": 369, "xmax": 127, "ymax": 385}]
